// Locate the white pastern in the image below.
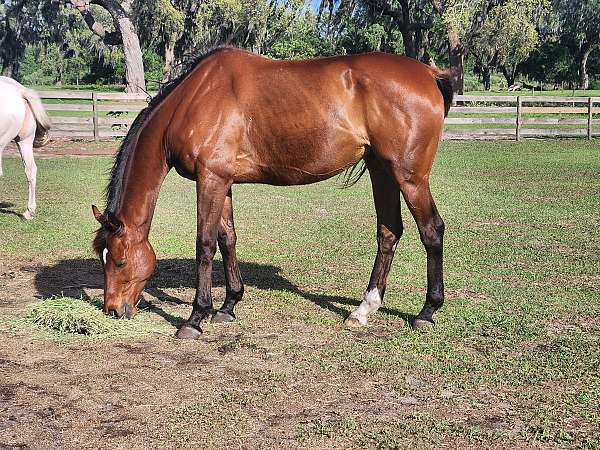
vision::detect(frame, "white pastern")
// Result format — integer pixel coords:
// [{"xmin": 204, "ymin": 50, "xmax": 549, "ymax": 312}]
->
[
  {"xmin": 349, "ymin": 287, "xmax": 382, "ymax": 325},
  {"xmin": 102, "ymin": 248, "xmax": 108, "ymax": 265}
]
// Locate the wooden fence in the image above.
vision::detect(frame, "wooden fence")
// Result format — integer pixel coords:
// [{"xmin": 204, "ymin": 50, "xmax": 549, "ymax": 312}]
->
[
  {"xmin": 39, "ymin": 90, "xmax": 150, "ymax": 140},
  {"xmin": 40, "ymin": 91, "xmax": 599, "ymax": 141},
  {"xmin": 445, "ymin": 94, "xmax": 598, "ymax": 140}
]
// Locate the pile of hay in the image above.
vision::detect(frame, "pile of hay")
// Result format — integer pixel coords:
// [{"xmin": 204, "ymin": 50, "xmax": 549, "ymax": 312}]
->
[{"xmin": 27, "ymin": 297, "xmax": 121, "ymax": 335}]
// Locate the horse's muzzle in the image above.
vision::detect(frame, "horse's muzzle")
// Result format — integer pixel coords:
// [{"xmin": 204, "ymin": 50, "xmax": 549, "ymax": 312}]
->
[{"xmin": 106, "ymin": 303, "xmax": 134, "ymax": 319}]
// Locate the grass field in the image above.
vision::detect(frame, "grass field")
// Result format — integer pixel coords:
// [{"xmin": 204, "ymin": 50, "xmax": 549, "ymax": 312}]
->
[{"xmin": 0, "ymin": 140, "xmax": 599, "ymax": 448}]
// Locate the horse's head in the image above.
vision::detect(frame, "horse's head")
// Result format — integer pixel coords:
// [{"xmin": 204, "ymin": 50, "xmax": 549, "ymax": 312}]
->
[{"xmin": 92, "ymin": 205, "xmax": 156, "ymax": 319}]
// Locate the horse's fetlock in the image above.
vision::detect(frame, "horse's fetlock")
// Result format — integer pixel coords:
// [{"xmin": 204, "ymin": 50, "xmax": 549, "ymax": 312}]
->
[{"xmin": 426, "ymin": 291, "xmax": 444, "ymax": 309}]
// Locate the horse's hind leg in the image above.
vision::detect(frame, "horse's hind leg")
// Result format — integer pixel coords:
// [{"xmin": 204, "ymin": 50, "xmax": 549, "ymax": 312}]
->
[
  {"xmin": 176, "ymin": 168, "xmax": 232, "ymax": 339},
  {"xmin": 345, "ymin": 157, "xmax": 403, "ymax": 328},
  {"xmin": 212, "ymin": 189, "xmax": 244, "ymax": 323},
  {"xmin": 397, "ymin": 171, "xmax": 445, "ymax": 329},
  {"xmin": 16, "ymin": 134, "xmax": 37, "ymax": 220}
]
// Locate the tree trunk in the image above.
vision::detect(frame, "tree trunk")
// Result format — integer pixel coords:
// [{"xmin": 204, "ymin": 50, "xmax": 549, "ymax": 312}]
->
[
  {"xmin": 448, "ymin": 29, "xmax": 464, "ymax": 94},
  {"xmin": 501, "ymin": 66, "xmax": 515, "ymax": 87},
  {"xmin": 162, "ymin": 36, "xmax": 177, "ymax": 82},
  {"xmin": 578, "ymin": 44, "xmax": 593, "ymax": 90},
  {"xmin": 117, "ymin": 16, "xmax": 145, "ymax": 93},
  {"xmin": 70, "ymin": 0, "xmax": 146, "ymax": 93},
  {"xmin": 400, "ymin": 28, "xmax": 417, "ymax": 58},
  {"xmin": 482, "ymin": 66, "xmax": 491, "ymax": 91}
]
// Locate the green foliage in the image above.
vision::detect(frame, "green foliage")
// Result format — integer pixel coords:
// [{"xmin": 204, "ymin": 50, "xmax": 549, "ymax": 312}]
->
[
  {"xmin": 143, "ymin": 49, "xmax": 165, "ymax": 88},
  {"xmin": 521, "ymin": 40, "xmax": 579, "ymax": 86},
  {"xmin": 4, "ymin": 0, "xmax": 600, "ymax": 90},
  {"xmin": 266, "ymin": 10, "xmax": 337, "ymax": 59},
  {"xmin": 471, "ymin": 0, "xmax": 544, "ymax": 85},
  {"xmin": 439, "ymin": 0, "xmax": 487, "ymax": 40}
]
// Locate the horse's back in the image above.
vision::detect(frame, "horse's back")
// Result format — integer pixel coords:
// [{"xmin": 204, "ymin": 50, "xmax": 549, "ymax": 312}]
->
[{"xmin": 154, "ymin": 48, "xmax": 447, "ymax": 184}]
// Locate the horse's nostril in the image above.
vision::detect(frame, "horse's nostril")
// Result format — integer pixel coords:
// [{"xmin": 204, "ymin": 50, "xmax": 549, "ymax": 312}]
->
[{"xmin": 107, "ymin": 309, "xmax": 118, "ymax": 318}]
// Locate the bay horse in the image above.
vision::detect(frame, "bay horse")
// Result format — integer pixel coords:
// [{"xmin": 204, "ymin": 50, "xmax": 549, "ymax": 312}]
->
[
  {"xmin": 0, "ymin": 76, "xmax": 51, "ymax": 220},
  {"xmin": 92, "ymin": 47, "xmax": 453, "ymax": 339}
]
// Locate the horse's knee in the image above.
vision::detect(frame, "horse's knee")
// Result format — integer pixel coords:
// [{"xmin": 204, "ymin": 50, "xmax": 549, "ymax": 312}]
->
[
  {"xmin": 218, "ymin": 225, "xmax": 237, "ymax": 252},
  {"xmin": 26, "ymin": 162, "xmax": 37, "ymax": 182},
  {"xmin": 377, "ymin": 225, "xmax": 401, "ymax": 255},
  {"xmin": 196, "ymin": 237, "xmax": 217, "ymax": 263}
]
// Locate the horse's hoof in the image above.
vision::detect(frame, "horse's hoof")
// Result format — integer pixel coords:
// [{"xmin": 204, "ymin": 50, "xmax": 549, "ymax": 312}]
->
[
  {"xmin": 22, "ymin": 210, "xmax": 34, "ymax": 221},
  {"xmin": 344, "ymin": 315, "xmax": 366, "ymax": 329},
  {"xmin": 211, "ymin": 311, "xmax": 235, "ymax": 323},
  {"xmin": 412, "ymin": 318, "xmax": 435, "ymax": 330},
  {"xmin": 175, "ymin": 325, "xmax": 203, "ymax": 340}
]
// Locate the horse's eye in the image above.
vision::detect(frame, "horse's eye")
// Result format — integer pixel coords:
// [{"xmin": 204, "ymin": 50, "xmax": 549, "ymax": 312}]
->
[{"xmin": 116, "ymin": 260, "xmax": 126, "ymax": 268}]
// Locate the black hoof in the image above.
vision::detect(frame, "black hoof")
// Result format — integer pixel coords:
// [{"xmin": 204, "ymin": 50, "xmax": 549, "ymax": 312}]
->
[
  {"xmin": 412, "ymin": 318, "xmax": 435, "ymax": 330},
  {"xmin": 211, "ymin": 311, "xmax": 236, "ymax": 324},
  {"xmin": 175, "ymin": 324, "xmax": 203, "ymax": 340}
]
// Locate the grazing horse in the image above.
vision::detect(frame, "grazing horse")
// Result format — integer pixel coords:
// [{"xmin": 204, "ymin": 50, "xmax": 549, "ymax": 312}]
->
[
  {"xmin": 0, "ymin": 76, "xmax": 51, "ymax": 220},
  {"xmin": 92, "ymin": 47, "xmax": 453, "ymax": 339}
]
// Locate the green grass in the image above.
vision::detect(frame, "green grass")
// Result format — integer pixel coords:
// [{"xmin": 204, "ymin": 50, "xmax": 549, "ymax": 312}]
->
[{"xmin": 0, "ymin": 140, "xmax": 599, "ymax": 447}]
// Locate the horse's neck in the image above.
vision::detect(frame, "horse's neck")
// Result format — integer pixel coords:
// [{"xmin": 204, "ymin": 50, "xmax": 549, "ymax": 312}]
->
[{"xmin": 117, "ymin": 142, "xmax": 169, "ymax": 238}]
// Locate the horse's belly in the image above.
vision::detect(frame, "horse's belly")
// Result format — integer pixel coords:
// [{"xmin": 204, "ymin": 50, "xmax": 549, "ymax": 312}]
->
[{"xmin": 234, "ymin": 139, "xmax": 367, "ymax": 185}]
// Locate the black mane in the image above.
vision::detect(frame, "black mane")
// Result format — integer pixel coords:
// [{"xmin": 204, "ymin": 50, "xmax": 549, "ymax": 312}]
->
[{"xmin": 104, "ymin": 46, "xmax": 232, "ymax": 213}]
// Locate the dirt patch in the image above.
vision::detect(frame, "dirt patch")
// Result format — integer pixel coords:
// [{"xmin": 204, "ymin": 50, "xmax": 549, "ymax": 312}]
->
[
  {"xmin": 446, "ymin": 287, "xmax": 492, "ymax": 301},
  {"xmin": 4, "ymin": 138, "xmax": 118, "ymax": 158},
  {"xmin": 544, "ymin": 315, "xmax": 600, "ymax": 335}
]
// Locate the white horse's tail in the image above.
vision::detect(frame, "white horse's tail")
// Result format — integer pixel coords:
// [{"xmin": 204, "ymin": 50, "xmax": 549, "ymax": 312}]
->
[{"xmin": 22, "ymin": 88, "xmax": 51, "ymax": 147}]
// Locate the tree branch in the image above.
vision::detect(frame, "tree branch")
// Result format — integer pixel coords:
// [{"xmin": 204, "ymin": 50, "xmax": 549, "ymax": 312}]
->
[{"xmin": 68, "ymin": 0, "xmax": 123, "ymax": 45}]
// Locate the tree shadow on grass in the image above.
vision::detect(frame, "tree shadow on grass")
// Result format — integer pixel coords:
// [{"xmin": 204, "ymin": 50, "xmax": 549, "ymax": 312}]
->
[{"xmin": 34, "ymin": 258, "xmax": 413, "ymax": 328}]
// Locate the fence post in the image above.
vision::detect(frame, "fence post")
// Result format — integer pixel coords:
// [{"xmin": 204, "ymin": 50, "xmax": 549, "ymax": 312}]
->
[
  {"xmin": 516, "ymin": 96, "xmax": 522, "ymax": 141},
  {"xmin": 92, "ymin": 92, "xmax": 99, "ymax": 142},
  {"xmin": 588, "ymin": 97, "xmax": 593, "ymax": 140}
]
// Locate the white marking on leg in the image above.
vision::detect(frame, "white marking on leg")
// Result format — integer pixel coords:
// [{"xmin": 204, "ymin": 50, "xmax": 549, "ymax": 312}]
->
[
  {"xmin": 349, "ymin": 287, "xmax": 382, "ymax": 326},
  {"xmin": 102, "ymin": 248, "xmax": 109, "ymax": 264}
]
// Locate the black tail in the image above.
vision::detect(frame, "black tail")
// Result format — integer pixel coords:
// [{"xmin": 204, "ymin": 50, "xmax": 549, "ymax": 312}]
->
[{"xmin": 435, "ymin": 71, "xmax": 454, "ymax": 117}]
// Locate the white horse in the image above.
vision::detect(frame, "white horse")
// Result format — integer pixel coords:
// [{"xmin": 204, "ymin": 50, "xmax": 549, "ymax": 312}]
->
[{"xmin": 0, "ymin": 76, "xmax": 51, "ymax": 220}]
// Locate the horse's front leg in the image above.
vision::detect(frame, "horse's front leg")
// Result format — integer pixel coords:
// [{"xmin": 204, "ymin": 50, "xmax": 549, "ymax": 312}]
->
[
  {"xmin": 212, "ymin": 189, "xmax": 244, "ymax": 323},
  {"xmin": 176, "ymin": 169, "xmax": 232, "ymax": 340}
]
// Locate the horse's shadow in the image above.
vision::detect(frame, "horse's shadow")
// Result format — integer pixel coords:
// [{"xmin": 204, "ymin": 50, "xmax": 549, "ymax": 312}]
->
[
  {"xmin": 33, "ymin": 258, "xmax": 413, "ymax": 327},
  {"xmin": 0, "ymin": 202, "xmax": 22, "ymax": 218}
]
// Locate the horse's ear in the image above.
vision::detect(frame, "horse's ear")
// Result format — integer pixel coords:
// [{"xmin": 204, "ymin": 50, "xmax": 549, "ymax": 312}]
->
[
  {"xmin": 92, "ymin": 205, "xmax": 103, "ymax": 223},
  {"xmin": 92, "ymin": 205, "xmax": 123, "ymax": 233},
  {"xmin": 104, "ymin": 210, "xmax": 124, "ymax": 234}
]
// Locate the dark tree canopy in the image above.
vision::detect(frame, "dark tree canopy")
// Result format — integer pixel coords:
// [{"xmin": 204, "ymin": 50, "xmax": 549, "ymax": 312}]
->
[{"xmin": 2, "ymin": 0, "xmax": 598, "ymax": 92}]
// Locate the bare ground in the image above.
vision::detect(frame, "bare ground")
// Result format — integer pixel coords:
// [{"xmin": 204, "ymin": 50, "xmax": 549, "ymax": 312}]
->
[
  {"xmin": 0, "ymin": 256, "xmax": 567, "ymax": 450},
  {"xmin": 4, "ymin": 138, "xmax": 118, "ymax": 158}
]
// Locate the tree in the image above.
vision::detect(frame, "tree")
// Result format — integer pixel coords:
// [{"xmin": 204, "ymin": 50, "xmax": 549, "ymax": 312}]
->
[
  {"xmin": 553, "ymin": 0, "xmax": 600, "ymax": 89},
  {"xmin": 68, "ymin": 0, "xmax": 146, "ymax": 92},
  {"xmin": 471, "ymin": 0, "xmax": 542, "ymax": 89},
  {"xmin": 362, "ymin": 0, "xmax": 435, "ymax": 60},
  {"xmin": 135, "ymin": 0, "xmax": 319, "ymax": 80},
  {"xmin": 431, "ymin": 0, "xmax": 496, "ymax": 94}
]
